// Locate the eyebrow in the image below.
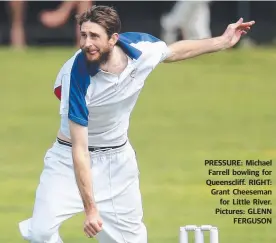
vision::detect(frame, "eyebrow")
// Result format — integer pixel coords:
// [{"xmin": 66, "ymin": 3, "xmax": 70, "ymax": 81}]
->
[{"xmin": 80, "ymin": 31, "xmax": 100, "ymax": 37}]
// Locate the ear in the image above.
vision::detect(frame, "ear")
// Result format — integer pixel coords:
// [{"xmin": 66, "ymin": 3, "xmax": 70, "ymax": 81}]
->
[{"xmin": 109, "ymin": 33, "xmax": 119, "ymax": 47}]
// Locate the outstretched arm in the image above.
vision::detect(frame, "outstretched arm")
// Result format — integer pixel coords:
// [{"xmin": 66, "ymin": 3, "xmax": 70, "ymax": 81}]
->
[{"xmin": 164, "ymin": 18, "xmax": 255, "ymax": 63}]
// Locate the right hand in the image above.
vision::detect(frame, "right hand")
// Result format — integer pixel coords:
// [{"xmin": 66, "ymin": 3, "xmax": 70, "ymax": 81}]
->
[{"xmin": 84, "ymin": 209, "xmax": 103, "ymax": 238}]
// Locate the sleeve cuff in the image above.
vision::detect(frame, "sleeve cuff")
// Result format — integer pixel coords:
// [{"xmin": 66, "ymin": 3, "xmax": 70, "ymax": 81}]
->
[{"xmin": 68, "ymin": 113, "xmax": 88, "ymax": 127}]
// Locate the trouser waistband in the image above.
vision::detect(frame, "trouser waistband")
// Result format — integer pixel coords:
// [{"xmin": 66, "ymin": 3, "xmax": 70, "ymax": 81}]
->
[{"xmin": 57, "ymin": 137, "xmax": 127, "ymax": 152}]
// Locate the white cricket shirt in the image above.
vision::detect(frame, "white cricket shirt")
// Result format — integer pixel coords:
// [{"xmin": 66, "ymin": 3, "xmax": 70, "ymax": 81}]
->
[{"xmin": 53, "ymin": 32, "xmax": 170, "ymax": 147}]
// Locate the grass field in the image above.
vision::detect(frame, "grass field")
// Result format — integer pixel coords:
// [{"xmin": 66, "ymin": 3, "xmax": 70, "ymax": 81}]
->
[{"xmin": 0, "ymin": 46, "xmax": 275, "ymax": 243}]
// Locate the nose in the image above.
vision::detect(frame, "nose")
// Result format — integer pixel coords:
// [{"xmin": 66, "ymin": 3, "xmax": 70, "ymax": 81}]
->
[{"xmin": 84, "ymin": 37, "xmax": 94, "ymax": 49}]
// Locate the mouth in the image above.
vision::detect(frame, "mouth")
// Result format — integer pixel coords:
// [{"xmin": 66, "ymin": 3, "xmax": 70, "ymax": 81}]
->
[{"xmin": 87, "ymin": 50, "xmax": 98, "ymax": 55}]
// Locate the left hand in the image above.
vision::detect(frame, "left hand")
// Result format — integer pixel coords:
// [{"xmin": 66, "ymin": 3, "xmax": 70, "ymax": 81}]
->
[{"xmin": 222, "ymin": 18, "xmax": 255, "ymax": 48}]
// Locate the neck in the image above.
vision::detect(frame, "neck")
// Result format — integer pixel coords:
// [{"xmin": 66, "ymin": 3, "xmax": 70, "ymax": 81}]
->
[{"xmin": 99, "ymin": 46, "xmax": 128, "ymax": 74}]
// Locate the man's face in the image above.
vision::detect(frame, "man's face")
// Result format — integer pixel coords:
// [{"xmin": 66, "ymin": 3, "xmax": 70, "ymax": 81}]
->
[{"xmin": 80, "ymin": 21, "xmax": 114, "ymax": 64}]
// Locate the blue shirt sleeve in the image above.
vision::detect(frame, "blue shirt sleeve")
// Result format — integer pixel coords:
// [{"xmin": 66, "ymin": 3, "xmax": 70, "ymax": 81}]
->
[{"xmin": 68, "ymin": 53, "xmax": 90, "ymax": 127}]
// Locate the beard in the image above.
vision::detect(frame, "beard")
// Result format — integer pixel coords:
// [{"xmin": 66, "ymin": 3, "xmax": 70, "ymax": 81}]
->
[{"xmin": 82, "ymin": 47, "xmax": 111, "ymax": 66}]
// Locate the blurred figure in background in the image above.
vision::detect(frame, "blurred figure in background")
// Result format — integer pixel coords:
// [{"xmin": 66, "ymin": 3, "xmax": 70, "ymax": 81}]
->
[
  {"xmin": 40, "ymin": 1, "xmax": 92, "ymax": 45},
  {"xmin": 8, "ymin": 0, "xmax": 92, "ymax": 48},
  {"xmin": 160, "ymin": 1, "xmax": 212, "ymax": 44},
  {"xmin": 9, "ymin": 0, "xmax": 26, "ymax": 48}
]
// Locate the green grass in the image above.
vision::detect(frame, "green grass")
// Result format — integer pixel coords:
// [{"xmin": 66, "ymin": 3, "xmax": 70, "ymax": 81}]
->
[{"xmin": 0, "ymin": 46, "xmax": 275, "ymax": 243}]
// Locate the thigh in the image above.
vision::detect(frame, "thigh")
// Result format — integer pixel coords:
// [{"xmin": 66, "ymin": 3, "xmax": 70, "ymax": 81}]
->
[
  {"xmin": 94, "ymin": 143, "xmax": 147, "ymax": 243},
  {"xmin": 97, "ymin": 179, "xmax": 147, "ymax": 243},
  {"xmin": 30, "ymin": 143, "xmax": 84, "ymax": 236}
]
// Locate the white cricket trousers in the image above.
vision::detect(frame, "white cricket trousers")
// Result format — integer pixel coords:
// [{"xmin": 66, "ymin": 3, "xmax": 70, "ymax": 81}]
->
[{"xmin": 18, "ymin": 140, "xmax": 147, "ymax": 243}]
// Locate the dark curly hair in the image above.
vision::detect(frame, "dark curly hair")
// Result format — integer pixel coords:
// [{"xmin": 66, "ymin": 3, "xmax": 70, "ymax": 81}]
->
[{"xmin": 76, "ymin": 5, "xmax": 121, "ymax": 38}]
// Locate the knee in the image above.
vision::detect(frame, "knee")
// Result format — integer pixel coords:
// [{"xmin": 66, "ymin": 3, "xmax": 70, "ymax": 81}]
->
[{"xmin": 29, "ymin": 227, "xmax": 55, "ymax": 243}]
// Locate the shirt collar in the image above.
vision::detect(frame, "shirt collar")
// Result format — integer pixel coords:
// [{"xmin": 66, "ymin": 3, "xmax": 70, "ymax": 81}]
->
[{"xmin": 116, "ymin": 34, "xmax": 142, "ymax": 60}]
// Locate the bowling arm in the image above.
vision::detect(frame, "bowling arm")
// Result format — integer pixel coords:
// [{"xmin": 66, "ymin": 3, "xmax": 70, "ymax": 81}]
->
[{"xmin": 69, "ymin": 120, "xmax": 97, "ymax": 214}]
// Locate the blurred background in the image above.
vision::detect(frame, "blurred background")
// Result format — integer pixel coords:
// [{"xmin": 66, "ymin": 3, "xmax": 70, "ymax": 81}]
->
[
  {"xmin": 0, "ymin": 1, "xmax": 275, "ymax": 243},
  {"xmin": 1, "ymin": 1, "xmax": 276, "ymax": 47}
]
